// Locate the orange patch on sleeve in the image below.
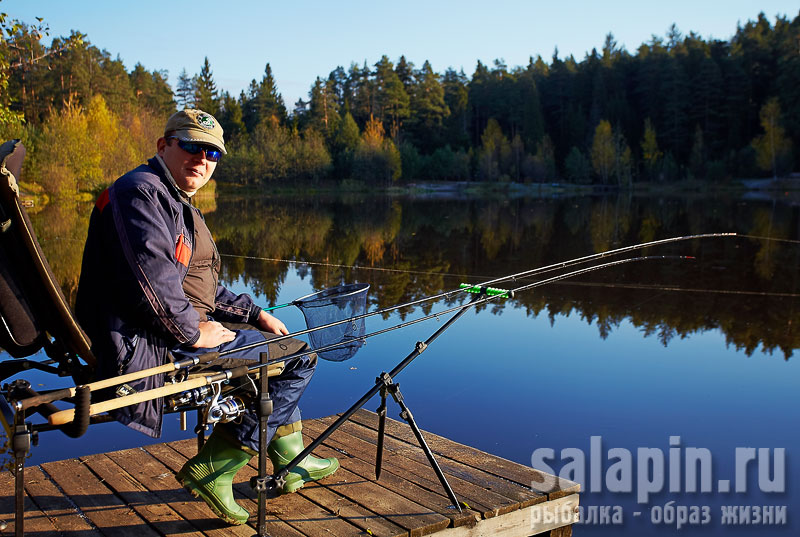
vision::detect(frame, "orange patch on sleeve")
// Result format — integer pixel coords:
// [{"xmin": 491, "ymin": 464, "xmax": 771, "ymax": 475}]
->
[
  {"xmin": 175, "ymin": 234, "xmax": 191, "ymax": 267},
  {"xmin": 95, "ymin": 188, "xmax": 110, "ymax": 212}
]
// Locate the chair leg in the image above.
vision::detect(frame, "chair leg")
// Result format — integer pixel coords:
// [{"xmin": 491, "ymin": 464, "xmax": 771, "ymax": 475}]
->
[{"xmin": 12, "ymin": 414, "xmax": 32, "ymax": 537}]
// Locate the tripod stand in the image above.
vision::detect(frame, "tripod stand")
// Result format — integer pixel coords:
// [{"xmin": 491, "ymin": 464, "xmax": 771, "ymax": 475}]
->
[{"xmin": 250, "ymin": 291, "xmax": 500, "ymax": 535}]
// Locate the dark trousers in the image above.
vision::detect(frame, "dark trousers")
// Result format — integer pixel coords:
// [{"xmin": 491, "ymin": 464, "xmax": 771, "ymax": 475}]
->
[{"xmin": 173, "ymin": 324, "xmax": 317, "ymax": 451}]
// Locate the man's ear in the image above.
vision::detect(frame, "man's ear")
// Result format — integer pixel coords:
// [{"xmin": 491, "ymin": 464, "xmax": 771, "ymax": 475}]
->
[{"xmin": 156, "ymin": 137, "xmax": 167, "ymax": 155}]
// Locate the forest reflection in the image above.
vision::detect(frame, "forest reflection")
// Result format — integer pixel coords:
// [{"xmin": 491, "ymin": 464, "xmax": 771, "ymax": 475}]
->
[{"xmin": 33, "ymin": 192, "xmax": 800, "ymax": 360}]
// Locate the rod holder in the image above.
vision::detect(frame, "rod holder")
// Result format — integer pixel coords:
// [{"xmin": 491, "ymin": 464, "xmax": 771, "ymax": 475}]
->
[{"xmin": 459, "ymin": 283, "xmax": 514, "ymax": 299}]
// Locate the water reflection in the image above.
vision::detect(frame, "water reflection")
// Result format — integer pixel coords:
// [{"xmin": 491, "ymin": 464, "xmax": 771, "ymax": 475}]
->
[
  {"xmin": 25, "ymin": 192, "xmax": 800, "ymax": 359},
  {"xmin": 10, "ymin": 191, "xmax": 798, "ymax": 537},
  {"xmin": 200, "ymin": 193, "xmax": 800, "ymax": 359}
]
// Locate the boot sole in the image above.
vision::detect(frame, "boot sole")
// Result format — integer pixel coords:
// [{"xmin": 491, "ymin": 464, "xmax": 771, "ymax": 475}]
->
[{"xmin": 176, "ymin": 469, "xmax": 249, "ymax": 525}]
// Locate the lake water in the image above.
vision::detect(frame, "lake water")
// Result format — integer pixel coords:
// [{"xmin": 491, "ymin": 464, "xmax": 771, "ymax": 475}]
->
[{"xmin": 4, "ymin": 189, "xmax": 799, "ymax": 535}]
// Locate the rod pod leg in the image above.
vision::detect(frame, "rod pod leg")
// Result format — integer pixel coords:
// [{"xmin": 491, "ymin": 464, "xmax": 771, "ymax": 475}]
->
[
  {"xmin": 256, "ymin": 350, "xmax": 273, "ymax": 536},
  {"xmin": 375, "ymin": 379, "xmax": 388, "ymax": 480},
  {"xmin": 380, "ymin": 373, "xmax": 463, "ymax": 513}
]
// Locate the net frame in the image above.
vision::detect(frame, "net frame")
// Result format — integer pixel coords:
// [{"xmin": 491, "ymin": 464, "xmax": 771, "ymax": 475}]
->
[{"xmin": 293, "ymin": 283, "xmax": 370, "ymax": 362}]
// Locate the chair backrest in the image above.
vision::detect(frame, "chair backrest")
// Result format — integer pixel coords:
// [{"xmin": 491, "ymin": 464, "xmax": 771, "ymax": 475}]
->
[{"xmin": 0, "ymin": 139, "xmax": 95, "ymax": 367}]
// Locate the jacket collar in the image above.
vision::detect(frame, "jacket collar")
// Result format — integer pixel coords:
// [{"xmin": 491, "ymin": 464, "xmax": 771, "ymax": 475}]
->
[{"xmin": 149, "ymin": 156, "xmax": 193, "ymax": 203}]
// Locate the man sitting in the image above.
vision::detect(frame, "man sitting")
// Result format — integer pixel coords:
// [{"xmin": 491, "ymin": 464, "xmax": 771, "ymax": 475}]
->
[{"xmin": 75, "ymin": 109, "xmax": 338, "ymax": 525}]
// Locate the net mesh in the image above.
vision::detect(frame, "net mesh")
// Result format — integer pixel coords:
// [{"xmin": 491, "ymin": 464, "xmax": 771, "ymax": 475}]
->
[{"xmin": 294, "ymin": 283, "xmax": 370, "ymax": 362}]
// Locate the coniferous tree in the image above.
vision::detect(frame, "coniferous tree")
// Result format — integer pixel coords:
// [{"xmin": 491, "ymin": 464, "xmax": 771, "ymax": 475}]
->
[
  {"xmin": 194, "ymin": 57, "xmax": 219, "ymax": 115},
  {"xmin": 407, "ymin": 60, "xmax": 449, "ymax": 149},
  {"xmin": 327, "ymin": 66, "xmax": 347, "ymax": 109},
  {"xmin": 468, "ymin": 60, "xmax": 491, "ymax": 146},
  {"xmin": 519, "ymin": 59, "xmax": 545, "ymax": 151},
  {"xmin": 242, "ymin": 64, "xmax": 287, "ymax": 131},
  {"xmin": 257, "ymin": 63, "xmax": 287, "ymax": 123},
  {"xmin": 306, "ymin": 76, "xmax": 340, "ymax": 139},
  {"xmin": 660, "ymin": 56, "xmax": 690, "ymax": 160},
  {"xmin": 176, "ymin": 68, "xmax": 195, "ymax": 109},
  {"xmin": 130, "ymin": 64, "xmax": 174, "ymax": 116},
  {"xmin": 218, "ymin": 90, "xmax": 246, "ymax": 144},
  {"xmin": 442, "ymin": 68, "xmax": 470, "ymax": 148},
  {"xmin": 373, "ymin": 55, "xmax": 409, "ymax": 139},
  {"xmin": 332, "ymin": 110, "xmax": 361, "ymax": 178},
  {"xmin": 395, "ymin": 55, "xmax": 414, "ymax": 92},
  {"xmin": 564, "ymin": 146, "xmax": 592, "ymax": 184}
]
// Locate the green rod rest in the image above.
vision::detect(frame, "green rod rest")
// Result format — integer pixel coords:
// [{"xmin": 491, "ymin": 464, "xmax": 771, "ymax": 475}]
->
[{"xmin": 459, "ymin": 283, "xmax": 514, "ymax": 299}]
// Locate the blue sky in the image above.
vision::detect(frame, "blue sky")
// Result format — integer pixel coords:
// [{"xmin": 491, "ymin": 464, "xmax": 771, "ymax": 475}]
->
[{"xmin": 4, "ymin": 1, "xmax": 798, "ymax": 110}]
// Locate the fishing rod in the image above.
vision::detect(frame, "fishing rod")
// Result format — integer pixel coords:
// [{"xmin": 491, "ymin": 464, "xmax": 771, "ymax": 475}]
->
[
  {"xmin": 194, "ymin": 232, "xmax": 737, "ymax": 360},
  {"xmin": 253, "ymin": 253, "xmax": 694, "ymax": 511},
  {"xmin": 15, "ymin": 352, "xmax": 222, "ymax": 412},
  {"xmin": 45, "ymin": 254, "xmax": 687, "ymax": 426},
  {"xmin": 41, "ymin": 251, "xmax": 676, "ymax": 415},
  {"xmin": 24, "ymin": 233, "xmax": 729, "ymax": 412}
]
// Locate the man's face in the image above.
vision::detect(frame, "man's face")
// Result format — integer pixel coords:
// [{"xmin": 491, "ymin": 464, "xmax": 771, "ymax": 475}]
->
[{"xmin": 157, "ymin": 137, "xmax": 218, "ymax": 193}]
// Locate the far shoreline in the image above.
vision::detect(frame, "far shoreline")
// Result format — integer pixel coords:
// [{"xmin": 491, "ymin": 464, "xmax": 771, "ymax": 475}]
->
[{"xmin": 19, "ymin": 175, "xmax": 800, "ymax": 207}]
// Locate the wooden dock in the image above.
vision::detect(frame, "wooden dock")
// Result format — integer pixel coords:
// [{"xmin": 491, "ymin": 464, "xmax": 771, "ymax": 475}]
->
[{"xmin": 0, "ymin": 409, "xmax": 578, "ymax": 536}]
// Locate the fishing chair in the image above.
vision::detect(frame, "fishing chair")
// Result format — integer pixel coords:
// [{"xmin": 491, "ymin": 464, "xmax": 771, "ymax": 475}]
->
[{"xmin": 0, "ymin": 139, "xmax": 283, "ymax": 536}]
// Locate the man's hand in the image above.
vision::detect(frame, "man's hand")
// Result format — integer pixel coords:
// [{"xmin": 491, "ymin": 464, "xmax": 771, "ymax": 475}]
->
[
  {"xmin": 256, "ymin": 310, "xmax": 289, "ymax": 335},
  {"xmin": 192, "ymin": 320, "xmax": 236, "ymax": 348}
]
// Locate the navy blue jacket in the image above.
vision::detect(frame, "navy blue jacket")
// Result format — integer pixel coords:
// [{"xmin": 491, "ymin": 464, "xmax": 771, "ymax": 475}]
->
[{"xmin": 76, "ymin": 158, "xmax": 261, "ymax": 437}]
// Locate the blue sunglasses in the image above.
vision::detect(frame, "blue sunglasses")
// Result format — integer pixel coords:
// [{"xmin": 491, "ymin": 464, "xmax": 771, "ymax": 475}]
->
[{"xmin": 168, "ymin": 137, "xmax": 222, "ymax": 162}]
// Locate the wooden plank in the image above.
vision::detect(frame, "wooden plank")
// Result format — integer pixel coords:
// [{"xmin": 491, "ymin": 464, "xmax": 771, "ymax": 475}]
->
[
  {"xmin": 171, "ymin": 435, "xmax": 450, "ymax": 537},
  {"xmin": 144, "ymin": 441, "xmax": 304, "ymax": 537},
  {"xmin": 169, "ymin": 436, "xmax": 377, "ymax": 537},
  {"xmin": 315, "ymin": 415, "xmax": 545, "ymax": 509},
  {"xmin": 110, "ymin": 444, "xmax": 261, "ymax": 537},
  {"xmin": 285, "ymin": 436, "xmax": 412, "ymax": 537},
  {"xmin": 302, "ymin": 418, "xmax": 489, "ymax": 524},
  {"xmin": 0, "ymin": 467, "xmax": 63, "ymax": 537},
  {"xmin": 348, "ymin": 410, "xmax": 580, "ymax": 500},
  {"xmin": 313, "ymin": 417, "xmax": 540, "ymax": 507},
  {"xmin": 80, "ymin": 451, "xmax": 203, "ymax": 537},
  {"xmin": 294, "ymin": 478, "xmax": 409, "ymax": 537},
  {"xmin": 301, "ymin": 421, "xmax": 481, "ymax": 527},
  {"xmin": 243, "ymin": 458, "xmax": 400, "ymax": 537},
  {"xmin": 20, "ymin": 465, "xmax": 102, "ymax": 536},
  {"xmin": 434, "ymin": 494, "xmax": 579, "ymax": 537},
  {"xmin": 546, "ymin": 526, "xmax": 573, "ymax": 537},
  {"xmin": 4, "ymin": 414, "xmax": 576, "ymax": 537},
  {"xmin": 40, "ymin": 458, "xmax": 161, "ymax": 537}
]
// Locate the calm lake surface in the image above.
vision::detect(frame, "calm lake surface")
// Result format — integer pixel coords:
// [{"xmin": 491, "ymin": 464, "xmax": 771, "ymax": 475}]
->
[{"xmin": 5, "ymin": 189, "xmax": 799, "ymax": 535}]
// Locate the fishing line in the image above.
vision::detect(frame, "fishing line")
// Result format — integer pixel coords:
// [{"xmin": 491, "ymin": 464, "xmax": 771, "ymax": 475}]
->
[
  {"xmin": 212, "ymin": 234, "xmax": 736, "ymax": 356},
  {"xmin": 227, "ymin": 255, "xmax": 685, "ymax": 364},
  {"xmin": 220, "ymin": 234, "xmax": 800, "ymax": 283},
  {"xmin": 216, "ymin": 232, "xmax": 800, "ymax": 358},
  {"xmin": 738, "ymin": 234, "xmax": 800, "ymax": 245},
  {"xmin": 219, "ymin": 253, "xmax": 473, "ymax": 279},
  {"xmin": 551, "ymin": 281, "xmax": 800, "ymax": 298}
]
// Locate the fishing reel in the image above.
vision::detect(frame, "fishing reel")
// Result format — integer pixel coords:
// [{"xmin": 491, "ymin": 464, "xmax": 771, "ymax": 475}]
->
[
  {"xmin": 206, "ymin": 393, "xmax": 247, "ymax": 424},
  {"xmin": 203, "ymin": 381, "xmax": 248, "ymax": 425},
  {"xmin": 165, "ymin": 380, "xmax": 247, "ymax": 424}
]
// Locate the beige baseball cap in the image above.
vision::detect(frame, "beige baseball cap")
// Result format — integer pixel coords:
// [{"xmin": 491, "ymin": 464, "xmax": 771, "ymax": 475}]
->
[{"xmin": 164, "ymin": 109, "xmax": 227, "ymax": 154}]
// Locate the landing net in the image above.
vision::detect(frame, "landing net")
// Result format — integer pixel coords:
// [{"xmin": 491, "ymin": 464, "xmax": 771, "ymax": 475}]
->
[{"xmin": 294, "ymin": 283, "xmax": 370, "ymax": 362}]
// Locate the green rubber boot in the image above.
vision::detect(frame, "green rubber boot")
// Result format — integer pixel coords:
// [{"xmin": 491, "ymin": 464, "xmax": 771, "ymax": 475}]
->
[
  {"xmin": 268, "ymin": 429, "xmax": 339, "ymax": 493},
  {"xmin": 175, "ymin": 429, "xmax": 254, "ymax": 525}
]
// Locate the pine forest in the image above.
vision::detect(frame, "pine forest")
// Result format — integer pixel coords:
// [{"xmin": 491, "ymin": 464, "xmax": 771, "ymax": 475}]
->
[{"xmin": 0, "ymin": 10, "xmax": 798, "ymax": 198}]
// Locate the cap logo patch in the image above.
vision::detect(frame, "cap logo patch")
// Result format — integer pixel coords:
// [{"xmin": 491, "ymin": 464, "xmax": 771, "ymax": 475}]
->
[{"xmin": 197, "ymin": 113, "xmax": 215, "ymax": 130}]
